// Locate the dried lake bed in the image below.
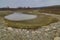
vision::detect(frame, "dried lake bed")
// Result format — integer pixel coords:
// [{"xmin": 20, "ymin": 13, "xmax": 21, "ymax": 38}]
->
[{"xmin": 4, "ymin": 12, "xmax": 58, "ymax": 29}]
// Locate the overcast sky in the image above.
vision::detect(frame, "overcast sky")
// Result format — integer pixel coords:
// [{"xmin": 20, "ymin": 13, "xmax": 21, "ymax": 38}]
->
[{"xmin": 0, "ymin": 0, "xmax": 60, "ymax": 8}]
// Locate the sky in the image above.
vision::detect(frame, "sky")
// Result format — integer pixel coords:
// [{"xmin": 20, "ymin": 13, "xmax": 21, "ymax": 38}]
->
[{"xmin": 0, "ymin": 0, "xmax": 60, "ymax": 8}]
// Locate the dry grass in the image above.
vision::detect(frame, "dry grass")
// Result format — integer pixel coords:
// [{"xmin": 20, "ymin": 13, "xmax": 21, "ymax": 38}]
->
[{"xmin": 0, "ymin": 11, "xmax": 13, "ymax": 17}]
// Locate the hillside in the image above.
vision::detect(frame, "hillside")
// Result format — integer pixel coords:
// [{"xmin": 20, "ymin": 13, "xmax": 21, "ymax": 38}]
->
[{"xmin": 39, "ymin": 5, "xmax": 60, "ymax": 14}]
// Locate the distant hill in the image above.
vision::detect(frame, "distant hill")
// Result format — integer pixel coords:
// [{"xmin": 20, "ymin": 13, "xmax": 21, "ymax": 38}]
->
[
  {"xmin": 0, "ymin": 5, "xmax": 60, "ymax": 14},
  {"xmin": 39, "ymin": 5, "xmax": 60, "ymax": 14}
]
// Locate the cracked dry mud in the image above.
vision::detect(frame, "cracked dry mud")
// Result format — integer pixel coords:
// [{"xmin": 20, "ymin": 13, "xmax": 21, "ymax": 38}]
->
[{"xmin": 0, "ymin": 13, "xmax": 60, "ymax": 40}]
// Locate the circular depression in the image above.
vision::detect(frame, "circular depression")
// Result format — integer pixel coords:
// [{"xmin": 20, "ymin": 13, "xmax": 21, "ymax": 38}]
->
[{"xmin": 4, "ymin": 12, "xmax": 58, "ymax": 29}]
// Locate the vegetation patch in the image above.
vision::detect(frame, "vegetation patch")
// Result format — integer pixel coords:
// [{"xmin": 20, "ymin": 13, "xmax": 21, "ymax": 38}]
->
[{"xmin": 0, "ymin": 11, "xmax": 13, "ymax": 17}]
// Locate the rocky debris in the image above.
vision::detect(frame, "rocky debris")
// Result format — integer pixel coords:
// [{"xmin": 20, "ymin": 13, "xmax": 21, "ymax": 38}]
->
[{"xmin": 54, "ymin": 37, "xmax": 60, "ymax": 40}]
